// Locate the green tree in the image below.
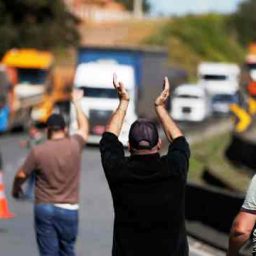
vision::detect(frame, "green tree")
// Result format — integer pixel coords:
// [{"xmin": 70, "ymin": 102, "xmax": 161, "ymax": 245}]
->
[
  {"xmin": 230, "ymin": 0, "xmax": 256, "ymax": 45},
  {"xmin": 116, "ymin": 0, "xmax": 150, "ymax": 13},
  {"xmin": 146, "ymin": 14, "xmax": 244, "ymax": 78},
  {"xmin": 0, "ymin": 0, "xmax": 80, "ymax": 58}
]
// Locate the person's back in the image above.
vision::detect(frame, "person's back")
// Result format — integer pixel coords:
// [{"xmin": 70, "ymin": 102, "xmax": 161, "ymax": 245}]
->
[
  {"xmin": 100, "ymin": 75, "xmax": 190, "ymax": 256},
  {"xmin": 12, "ymin": 90, "xmax": 89, "ymax": 256},
  {"xmin": 30, "ymin": 134, "xmax": 84, "ymax": 204}
]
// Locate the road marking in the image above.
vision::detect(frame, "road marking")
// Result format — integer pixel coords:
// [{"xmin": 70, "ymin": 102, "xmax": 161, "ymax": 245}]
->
[{"xmin": 190, "ymin": 247, "xmax": 215, "ymax": 256}]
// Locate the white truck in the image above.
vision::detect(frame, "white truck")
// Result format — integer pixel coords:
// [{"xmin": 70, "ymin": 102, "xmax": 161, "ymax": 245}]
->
[
  {"xmin": 171, "ymin": 84, "xmax": 211, "ymax": 122},
  {"xmin": 70, "ymin": 61, "xmax": 137, "ymax": 145},
  {"xmin": 69, "ymin": 46, "xmax": 168, "ymax": 145},
  {"xmin": 198, "ymin": 62, "xmax": 240, "ymax": 114}
]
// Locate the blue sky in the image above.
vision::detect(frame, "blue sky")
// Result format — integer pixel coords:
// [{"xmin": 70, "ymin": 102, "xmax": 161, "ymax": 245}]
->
[{"xmin": 148, "ymin": 0, "xmax": 245, "ymax": 16}]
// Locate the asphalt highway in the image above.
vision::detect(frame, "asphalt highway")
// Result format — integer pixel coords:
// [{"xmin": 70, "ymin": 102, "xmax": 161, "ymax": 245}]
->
[{"xmin": 0, "ymin": 131, "xmax": 225, "ymax": 256}]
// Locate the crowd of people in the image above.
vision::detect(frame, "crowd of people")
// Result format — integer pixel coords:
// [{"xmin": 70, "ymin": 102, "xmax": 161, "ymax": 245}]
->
[{"xmin": 0, "ymin": 74, "xmax": 255, "ymax": 255}]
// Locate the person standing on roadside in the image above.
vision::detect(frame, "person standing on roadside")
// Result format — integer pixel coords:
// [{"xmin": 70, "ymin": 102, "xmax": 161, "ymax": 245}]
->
[
  {"xmin": 100, "ymin": 75, "xmax": 190, "ymax": 256},
  {"xmin": 228, "ymin": 174, "xmax": 256, "ymax": 256},
  {"xmin": 12, "ymin": 89, "xmax": 89, "ymax": 256}
]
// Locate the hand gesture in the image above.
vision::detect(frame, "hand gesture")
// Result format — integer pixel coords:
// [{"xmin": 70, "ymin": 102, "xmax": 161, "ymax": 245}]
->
[
  {"xmin": 113, "ymin": 73, "xmax": 130, "ymax": 101},
  {"xmin": 72, "ymin": 89, "xmax": 83, "ymax": 102},
  {"xmin": 155, "ymin": 77, "xmax": 170, "ymax": 107}
]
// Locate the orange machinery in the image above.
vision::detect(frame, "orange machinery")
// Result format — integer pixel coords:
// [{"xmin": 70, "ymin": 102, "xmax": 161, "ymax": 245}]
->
[
  {"xmin": 1, "ymin": 49, "xmax": 74, "ymax": 126},
  {"xmin": 245, "ymin": 43, "xmax": 256, "ymax": 97},
  {"xmin": 1, "ymin": 49, "xmax": 53, "ymax": 129},
  {"xmin": 31, "ymin": 66, "xmax": 74, "ymax": 123}
]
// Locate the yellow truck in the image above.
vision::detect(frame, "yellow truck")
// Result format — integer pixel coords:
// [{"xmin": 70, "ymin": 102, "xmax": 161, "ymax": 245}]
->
[
  {"xmin": 31, "ymin": 66, "xmax": 74, "ymax": 123},
  {"xmin": 1, "ymin": 49, "xmax": 53, "ymax": 130},
  {"xmin": 1, "ymin": 48, "xmax": 74, "ymax": 129}
]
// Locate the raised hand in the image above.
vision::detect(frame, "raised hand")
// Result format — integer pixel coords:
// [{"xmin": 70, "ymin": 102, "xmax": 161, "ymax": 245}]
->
[
  {"xmin": 113, "ymin": 73, "xmax": 130, "ymax": 101},
  {"xmin": 155, "ymin": 77, "xmax": 170, "ymax": 107},
  {"xmin": 72, "ymin": 89, "xmax": 83, "ymax": 102}
]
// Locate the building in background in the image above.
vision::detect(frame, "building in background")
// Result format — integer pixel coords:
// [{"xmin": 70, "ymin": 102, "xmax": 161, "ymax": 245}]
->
[{"xmin": 64, "ymin": 0, "xmax": 134, "ymax": 22}]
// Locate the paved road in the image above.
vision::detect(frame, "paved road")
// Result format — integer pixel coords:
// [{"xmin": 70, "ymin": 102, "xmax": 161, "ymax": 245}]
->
[{"xmin": 0, "ymin": 132, "xmax": 224, "ymax": 256}]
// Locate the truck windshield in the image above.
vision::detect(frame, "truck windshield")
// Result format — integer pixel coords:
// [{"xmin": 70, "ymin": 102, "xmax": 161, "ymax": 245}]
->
[
  {"xmin": 18, "ymin": 68, "xmax": 47, "ymax": 85},
  {"xmin": 176, "ymin": 94, "xmax": 201, "ymax": 99},
  {"xmin": 202, "ymin": 75, "xmax": 227, "ymax": 81},
  {"xmin": 247, "ymin": 63, "xmax": 256, "ymax": 70},
  {"xmin": 212, "ymin": 94, "xmax": 237, "ymax": 103},
  {"xmin": 79, "ymin": 86, "xmax": 118, "ymax": 99}
]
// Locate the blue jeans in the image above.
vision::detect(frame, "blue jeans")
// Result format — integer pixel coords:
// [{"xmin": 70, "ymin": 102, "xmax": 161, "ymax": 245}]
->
[{"xmin": 34, "ymin": 204, "xmax": 79, "ymax": 256}]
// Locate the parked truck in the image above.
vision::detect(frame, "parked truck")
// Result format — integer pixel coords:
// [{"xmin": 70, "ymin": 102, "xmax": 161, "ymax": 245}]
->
[
  {"xmin": 0, "ymin": 49, "xmax": 53, "ymax": 131},
  {"xmin": 31, "ymin": 66, "xmax": 74, "ymax": 123},
  {"xmin": 70, "ymin": 46, "xmax": 168, "ymax": 145},
  {"xmin": 0, "ymin": 49, "xmax": 75, "ymax": 131},
  {"xmin": 198, "ymin": 62, "xmax": 240, "ymax": 114},
  {"xmin": 171, "ymin": 84, "xmax": 211, "ymax": 122}
]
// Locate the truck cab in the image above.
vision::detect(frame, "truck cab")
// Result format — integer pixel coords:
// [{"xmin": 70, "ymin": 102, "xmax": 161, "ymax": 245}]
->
[
  {"xmin": 1, "ymin": 49, "xmax": 53, "ymax": 129},
  {"xmin": 2, "ymin": 49, "xmax": 53, "ymax": 102},
  {"xmin": 171, "ymin": 84, "xmax": 211, "ymax": 122},
  {"xmin": 198, "ymin": 62, "xmax": 240, "ymax": 114},
  {"xmin": 70, "ymin": 61, "xmax": 137, "ymax": 145}
]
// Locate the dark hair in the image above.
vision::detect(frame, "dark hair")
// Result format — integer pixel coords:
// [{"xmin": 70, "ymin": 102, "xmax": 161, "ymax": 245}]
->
[{"xmin": 46, "ymin": 114, "xmax": 65, "ymax": 129}]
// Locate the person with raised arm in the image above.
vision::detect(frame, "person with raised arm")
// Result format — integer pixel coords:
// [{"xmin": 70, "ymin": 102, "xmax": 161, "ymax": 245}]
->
[
  {"xmin": 12, "ymin": 89, "xmax": 88, "ymax": 256},
  {"xmin": 100, "ymin": 75, "xmax": 190, "ymax": 256}
]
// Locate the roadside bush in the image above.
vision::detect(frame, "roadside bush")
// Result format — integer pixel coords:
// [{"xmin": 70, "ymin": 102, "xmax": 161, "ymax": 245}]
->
[
  {"xmin": 0, "ymin": 0, "xmax": 80, "ymax": 58},
  {"xmin": 146, "ymin": 14, "xmax": 245, "ymax": 79}
]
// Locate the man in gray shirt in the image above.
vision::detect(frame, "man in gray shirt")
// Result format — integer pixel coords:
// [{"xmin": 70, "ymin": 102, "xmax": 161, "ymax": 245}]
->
[{"xmin": 228, "ymin": 175, "xmax": 256, "ymax": 255}]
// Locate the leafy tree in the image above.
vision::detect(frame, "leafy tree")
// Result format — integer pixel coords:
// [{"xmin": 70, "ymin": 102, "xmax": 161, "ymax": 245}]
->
[
  {"xmin": 229, "ymin": 0, "xmax": 256, "ymax": 45},
  {"xmin": 146, "ymin": 14, "xmax": 245, "ymax": 78},
  {"xmin": 116, "ymin": 0, "xmax": 150, "ymax": 13},
  {"xmin": 0, "ymin": 0, "xmax": 80, "ymax": 58}
]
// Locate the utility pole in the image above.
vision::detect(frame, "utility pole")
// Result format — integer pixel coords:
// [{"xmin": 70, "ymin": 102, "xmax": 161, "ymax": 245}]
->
[{"xmin": 133, "ymin": 0, "xmax": 143, "ymax": 19}]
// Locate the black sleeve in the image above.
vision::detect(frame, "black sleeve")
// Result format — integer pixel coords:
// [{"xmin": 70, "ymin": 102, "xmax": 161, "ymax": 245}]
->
[
  {"xmin": 99, "ymin": 132, "xmax": 125, "ymax": 180},
  {"xmin": 166, "ymin": 136, "xmax": 190, "ymax": 179}
]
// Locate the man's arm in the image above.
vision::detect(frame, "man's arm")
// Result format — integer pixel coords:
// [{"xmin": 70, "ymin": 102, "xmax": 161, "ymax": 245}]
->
[
  {"xmin": 155, "ymin": 77, "xmax": 183, "ymax": 142},
  {"xmin": 106, "ymin": 74, "xmax": 130, "ymax": 137},
  {"xmin": 12, "ymin": 149, "xmax": 36, "ymax": 199},
  {"xmin": 72, "ymin": 89, "xmax": 89, "ymax": 142},
  {"xmin": 228, "ymin": 175, "xmax": 256, "ymax": 255},
  {"xmin": 227, "ymin": 211, "xmax": 256, "ymax": 256}
]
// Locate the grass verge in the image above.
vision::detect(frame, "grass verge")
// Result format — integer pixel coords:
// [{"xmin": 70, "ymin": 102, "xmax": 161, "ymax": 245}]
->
[{"xmin": 189, "ymin": 132, "xmax": 252, "ymax": 192}]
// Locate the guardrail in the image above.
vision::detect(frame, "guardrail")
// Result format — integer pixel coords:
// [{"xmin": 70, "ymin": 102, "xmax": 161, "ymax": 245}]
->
[{"xmin": 186, "ymin": 182, "xmax": 244, "ymax": 251}]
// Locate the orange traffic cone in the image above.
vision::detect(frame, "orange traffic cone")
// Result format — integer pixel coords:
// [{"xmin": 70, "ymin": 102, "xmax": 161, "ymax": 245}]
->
[{"xmin": 0, "ymin": 172, "xmax": 15, "ymax": 219}]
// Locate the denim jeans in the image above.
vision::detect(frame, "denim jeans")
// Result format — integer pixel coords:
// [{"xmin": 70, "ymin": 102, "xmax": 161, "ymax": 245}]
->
[{"xmin": 34, "ymin": 204, "xmax": 79, "ymax": 256}]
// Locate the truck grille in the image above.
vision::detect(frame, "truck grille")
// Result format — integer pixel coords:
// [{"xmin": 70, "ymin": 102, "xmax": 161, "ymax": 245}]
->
[
  {"xmin": 182, "ymin": 107, "xmax": 191, "ymax": 113},
  {"xmin": 89, "ymin": 109, "xmax": 113, "ymax": 135}
]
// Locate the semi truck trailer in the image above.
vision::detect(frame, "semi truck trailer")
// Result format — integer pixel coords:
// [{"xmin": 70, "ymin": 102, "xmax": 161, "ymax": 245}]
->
[{"xmin": 70, "ymin": 46, "xmax": 168, "ymax": 145}]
